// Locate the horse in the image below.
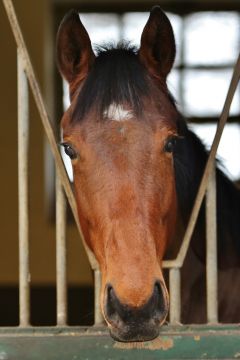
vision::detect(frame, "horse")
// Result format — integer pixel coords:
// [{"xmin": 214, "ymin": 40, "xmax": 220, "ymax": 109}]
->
[{"xmin": 56, "ymin": 6, "xmax": 240, "ymax": 342}]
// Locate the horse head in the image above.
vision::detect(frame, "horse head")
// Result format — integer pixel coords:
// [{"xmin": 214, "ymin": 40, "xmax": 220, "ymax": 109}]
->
[{"xmin": 57, "ymin": 6, "xmax": 180, "ymax": 342}]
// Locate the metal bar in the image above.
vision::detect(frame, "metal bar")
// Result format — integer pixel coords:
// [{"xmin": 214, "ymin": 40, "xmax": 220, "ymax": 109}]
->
[
  {"xmin": 206, "ymin": 165, "xmax": 218, "ymax": 323},
  {"xmin": 0, "ymin": 325, "xmax": 240, "ymax": 359},
  {"xmin": 94, "ymin": 270, "xmax": 104, "ymax": 325},
  {"xmin": 185, "ymin": 115, "xmax": 240, "ymax": 124},
  {"xmin": 175, "ymin": 64, "xmax": 235, "ymax": 71},
  {"xmin": 2, "ymin": 0, "xmax": 98, "ymax": 271},
  {"xmin": 56, "ymin": 170, "xmax": 67, "ymax": 325},
  {"xmin": 18, "ymin": 49, "xmax": 30, "ymax": 327},
  {"xmin": 163, "ymin": 52, "xmax": 240, "ymax": 270},
  {"xmin": 169, "ymin": 268, "xmax": 181, "ymax": 324}
]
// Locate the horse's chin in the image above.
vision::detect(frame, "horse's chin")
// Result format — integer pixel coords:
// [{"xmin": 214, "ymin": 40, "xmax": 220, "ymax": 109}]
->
[{"xmin": 109, "ymin": 324, "xmax": 160, "ymax": 343}]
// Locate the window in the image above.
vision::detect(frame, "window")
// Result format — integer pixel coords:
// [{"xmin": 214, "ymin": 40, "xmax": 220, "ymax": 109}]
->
[{"xmin": 62, "ymin": 11, "xmax": 240, "ymax": 181}]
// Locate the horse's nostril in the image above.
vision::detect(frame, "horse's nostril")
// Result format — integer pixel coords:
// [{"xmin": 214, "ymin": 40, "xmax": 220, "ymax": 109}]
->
[
  {"xmin": 106, "ymin": 285, "xmax": 119, "ymax": 322},
  {"xmin": 153, "ymin": 281, "xmax": 167, "ymax": 317},
  {"xmin": 106, "ymin": 285, "xmax": 124, "ymax": 326}
]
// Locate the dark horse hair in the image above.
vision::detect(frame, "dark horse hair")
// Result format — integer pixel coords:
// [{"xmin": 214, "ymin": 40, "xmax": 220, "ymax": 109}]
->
[
  {"xmin": 72, "ymin": 43, "xmax": 240, "ymax": 267},
  {"xmin": 175, "ymin": 117, "xmax": 240, "ymax": 267},
  {"xmin": 72, "ymin": 43, "xmax": 149, "ymax": 121}
]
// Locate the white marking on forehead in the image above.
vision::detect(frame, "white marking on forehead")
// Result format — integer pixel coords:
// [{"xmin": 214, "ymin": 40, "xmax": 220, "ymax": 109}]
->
[{"xmin": 103, "ymin": 104, "xmax": 133, "ymax": 121}]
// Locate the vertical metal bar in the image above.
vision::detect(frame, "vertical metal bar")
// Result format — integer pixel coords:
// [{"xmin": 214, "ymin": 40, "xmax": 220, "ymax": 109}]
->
[
  {"xmin": 94, "ymin": 270, "xmax": 104, "ymax": 325},
  {"xmin": 169, "ymin": 268, "xmax": 181, "ymax": 324},
  {"xmin": 18, "ymin": 49, "xmax": 30, "ymax": 327},
  {"xmin": 206, "ymin": 164, "xmax": 218, "ymax": 323},
  {"xmin": 56, "ymin": 169, "xmax": 67, "ymax": 325}
]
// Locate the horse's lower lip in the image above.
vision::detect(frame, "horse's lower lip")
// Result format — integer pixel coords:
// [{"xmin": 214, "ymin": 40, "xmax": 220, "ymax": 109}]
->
[{"xmin": 109, "ymin": 325, "xmax": 160, "ymax": 343}]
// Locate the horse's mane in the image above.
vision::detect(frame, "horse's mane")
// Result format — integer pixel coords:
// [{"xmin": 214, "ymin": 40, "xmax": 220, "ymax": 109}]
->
[
  {"xmin": 174, "ymin": 116, "xmax": 240, "ymax": 267},
  {"xmin": 72, "ymin": 43, "xmax": 150, "ymax": 122}
]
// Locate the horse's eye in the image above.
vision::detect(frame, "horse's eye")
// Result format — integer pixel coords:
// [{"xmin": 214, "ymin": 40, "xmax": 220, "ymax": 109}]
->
[
  {"xmin": 164, "ymin": 137, "xmax": 177, "ymax": 153},
  {"xmin": 61, "ymin": 143, "xmax": 77, "ymax": 160}
]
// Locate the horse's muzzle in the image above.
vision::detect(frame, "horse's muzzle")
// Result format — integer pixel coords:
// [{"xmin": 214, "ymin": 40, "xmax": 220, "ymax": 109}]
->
[{"xmin": 104, "ymin": 281, "xmax": 168, "ymax": 342}]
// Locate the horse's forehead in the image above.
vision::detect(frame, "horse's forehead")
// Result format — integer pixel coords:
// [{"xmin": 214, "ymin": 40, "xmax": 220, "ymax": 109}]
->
[
  {"xmin": 62, "ymin": 96, "xmax": 177, "ymax": 143},
  {"xmin": 63, "ymin": 115, "xmax": 176, "ymax": 146}
]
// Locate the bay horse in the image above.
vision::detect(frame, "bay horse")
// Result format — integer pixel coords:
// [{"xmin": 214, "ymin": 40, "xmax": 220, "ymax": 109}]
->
[{"xmin": 56, "ymin": 6, "xmax": 240, "ymax": 342}]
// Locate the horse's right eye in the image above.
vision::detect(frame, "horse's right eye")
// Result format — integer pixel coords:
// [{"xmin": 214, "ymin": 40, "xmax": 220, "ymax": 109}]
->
[
  {"xmin": 164, "ymin": 137, "xmax": 177, "ymax": 153},
  {"xmin": 61, "ymin": 143, "xmax": 78, "ymax": 160}
]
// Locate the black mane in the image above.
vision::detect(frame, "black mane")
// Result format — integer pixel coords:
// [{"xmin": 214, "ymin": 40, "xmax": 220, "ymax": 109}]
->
[
  {"xmin": 72, "ymin": 43, "xmax": 150, "ymax": 122},
  {"xmin": 174, "ymin": 116, "xmax": 240, "ymax": 267}
]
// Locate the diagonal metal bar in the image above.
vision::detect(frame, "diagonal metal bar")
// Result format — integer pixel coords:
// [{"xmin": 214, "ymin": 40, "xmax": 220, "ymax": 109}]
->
[
  {"xmin": 2, "ymin": 0, "xmax": 98, "ymax": 270},
  {"xmin": 163, "ymin": 52, "xmax": 240, "ymax": 269}
]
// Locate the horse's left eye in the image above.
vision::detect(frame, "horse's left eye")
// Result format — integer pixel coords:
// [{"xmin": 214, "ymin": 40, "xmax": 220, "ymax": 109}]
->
[
  {"xmin": 164, "ymin": 137, "xmax": 177, "ymax": 153},
  {"xmin": 61, "ymin": 143, "xmax": 77, "ymax": 160}
]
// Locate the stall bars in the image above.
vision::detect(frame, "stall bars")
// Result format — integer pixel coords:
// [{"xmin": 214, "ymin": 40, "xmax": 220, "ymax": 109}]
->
[{"xmin": 2, "ymin": 0, "xmax": 240, "ymax": 332}]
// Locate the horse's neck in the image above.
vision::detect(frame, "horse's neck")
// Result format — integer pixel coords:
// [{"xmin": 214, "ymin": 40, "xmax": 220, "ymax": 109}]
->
[
  {"xmin": 181, "ymin": 242, "xmax": 240, "ymax": 323},
  {"xmin": 174, "ymin": 125, "xmax": 240, "ymax": 322},
  {"xmin": 176, "ymin": 127, "xmax": 240, "ymax": 270}
]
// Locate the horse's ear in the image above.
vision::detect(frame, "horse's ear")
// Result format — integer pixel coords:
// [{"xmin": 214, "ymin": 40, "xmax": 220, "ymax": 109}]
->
[
  {"xmin": 139, "ymin": 6, "xmax": 175, "ymax": 79},
  {"xmin": 56, "ymin": 10, "xmax": 95, "ymax": 93}
]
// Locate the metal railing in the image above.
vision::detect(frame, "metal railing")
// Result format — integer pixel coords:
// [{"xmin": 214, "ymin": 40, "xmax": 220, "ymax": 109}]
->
[
  {"xmin": 3, "ymin": 0, "xmax": 100, "ymax": 327},
  {"xmin": 2, "ymin": 0, "xmax": 240, "ymax": 328}
]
